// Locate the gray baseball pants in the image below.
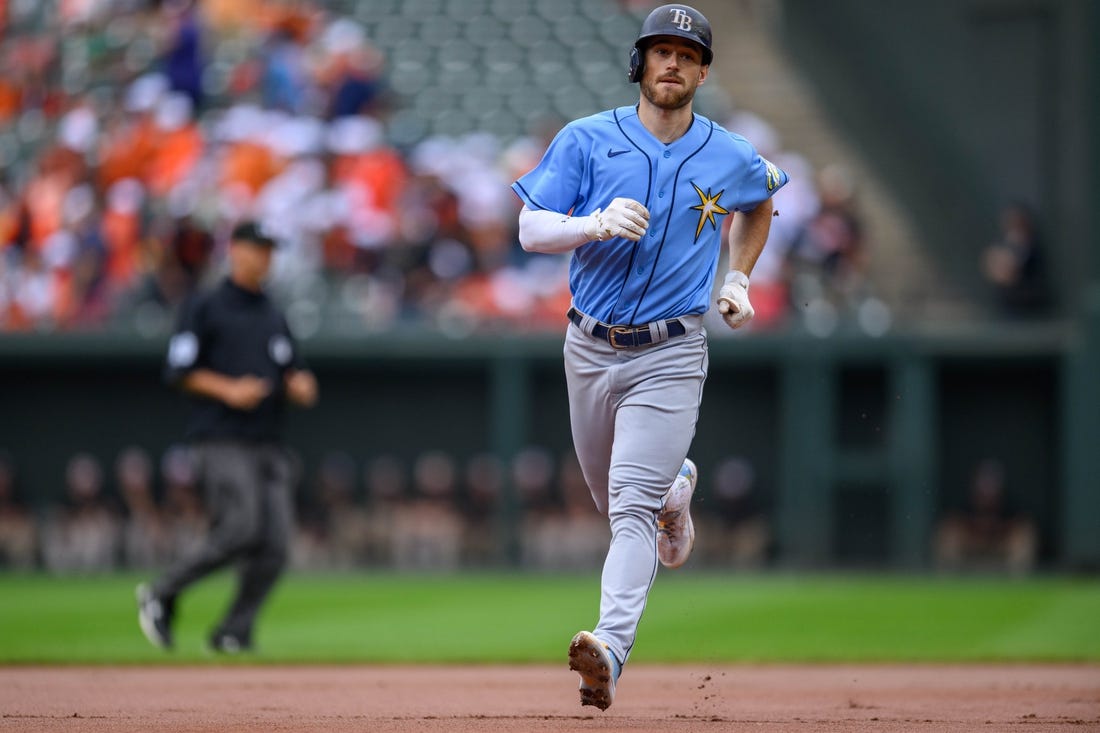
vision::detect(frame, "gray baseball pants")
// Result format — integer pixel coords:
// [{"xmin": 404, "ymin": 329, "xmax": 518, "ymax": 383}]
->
[
  {"xmin": 563, "ymin": 315, "xmax": 708, "ymax": 666},
  {"xmin": 153, "ymin": 441, "xmax": 293, "ymax": 641}
]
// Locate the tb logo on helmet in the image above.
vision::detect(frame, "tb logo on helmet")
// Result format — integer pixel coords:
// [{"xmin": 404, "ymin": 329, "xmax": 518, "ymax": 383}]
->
[{"xmin": 670, "ymin": 8, "xmax": 694, "ymax": 31}]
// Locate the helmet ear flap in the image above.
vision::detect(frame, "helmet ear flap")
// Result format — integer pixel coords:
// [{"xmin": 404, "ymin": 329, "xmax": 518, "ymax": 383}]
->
[{"xmin": 628, "ymin": 45, "xmax": 643, "ymax": 83}]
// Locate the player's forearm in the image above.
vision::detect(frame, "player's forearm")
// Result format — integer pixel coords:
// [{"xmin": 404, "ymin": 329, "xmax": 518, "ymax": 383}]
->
[
  {"xmin": 518, "ymin": 206, "xmax": 596, "ymax": 254},
  {"xmin": 726, "ymin": 197, "xmax": 773, "ymax": 276}
]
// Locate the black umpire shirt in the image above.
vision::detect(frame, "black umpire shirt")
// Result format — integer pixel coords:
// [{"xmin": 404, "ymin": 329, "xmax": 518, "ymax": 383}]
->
[{"xmin": 164, "ymin": 278, "xmax": 307, "ymax": 443}]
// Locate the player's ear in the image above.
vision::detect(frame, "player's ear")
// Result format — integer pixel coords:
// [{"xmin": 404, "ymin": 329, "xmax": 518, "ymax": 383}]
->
[{"xmin": 698, "ymin": 65, "xmax": 708, "ymax": 84}]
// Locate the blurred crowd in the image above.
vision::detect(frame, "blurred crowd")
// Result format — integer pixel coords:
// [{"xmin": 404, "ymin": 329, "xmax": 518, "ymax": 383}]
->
[
  {"xmin": 0, "ymin": 443, "xmax": 1039, "ymax": 574},
  {"xmin": 0, "ymin": 0, "xmax": 897, "ymax": 339},
  {"xmin": 0, "ymin": 446, "xmax": 206, "ymax": 572},
  {"xmin": 0, "ymin": 446, "xmax": 776, "ymax": 573},
  {"xmin": 0, "ymin": 0, "xmax": 567, "ymax": 337}
]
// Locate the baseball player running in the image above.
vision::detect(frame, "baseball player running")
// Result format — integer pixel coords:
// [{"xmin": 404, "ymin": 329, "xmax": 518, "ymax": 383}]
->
[{"xmin": 511, "ymin": 3, "xmax": 787, "ymax": 711}]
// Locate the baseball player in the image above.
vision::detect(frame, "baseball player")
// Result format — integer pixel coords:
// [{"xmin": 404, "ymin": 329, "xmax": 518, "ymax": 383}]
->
[
  {"xmin": 136, "ymin": 220, "xmax": 318, "ymax": 653},
  {"xmin": 511, "ymin": 4, "xmax": 787, "ymax": 711}
]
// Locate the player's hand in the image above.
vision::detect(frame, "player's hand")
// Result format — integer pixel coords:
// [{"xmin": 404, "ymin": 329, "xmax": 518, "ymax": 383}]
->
[
  {"xmin": 225, "ymin": 375, "xmax": 272, "ymax": 410},
  {"xmin": 585, "ymin": 198, "xmax": 650, "ymax": 242},
  {"xmin": 717, "ymin": 271, "xmax": 754, "ymax": 330}
]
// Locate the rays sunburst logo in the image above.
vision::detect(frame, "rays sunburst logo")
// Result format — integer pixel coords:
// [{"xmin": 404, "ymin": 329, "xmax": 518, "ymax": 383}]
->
[
  {"xmin": 690, "ymin": 182, "xmax": 729, "ymax": 243},
  {"xmin": 764, "ymin": 159, "xmax": 782, "ymax": 192}
]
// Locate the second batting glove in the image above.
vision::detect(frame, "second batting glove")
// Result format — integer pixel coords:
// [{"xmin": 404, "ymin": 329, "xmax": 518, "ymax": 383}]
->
[{"xmin": 717, "ymin": 270, "xmax": 754, "ymax": 330}]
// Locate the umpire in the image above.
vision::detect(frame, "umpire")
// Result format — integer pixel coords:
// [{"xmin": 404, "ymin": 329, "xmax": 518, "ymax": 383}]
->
[{"xmin": 137, "ymin": 220, "xmax": 318, "ymax": 653}]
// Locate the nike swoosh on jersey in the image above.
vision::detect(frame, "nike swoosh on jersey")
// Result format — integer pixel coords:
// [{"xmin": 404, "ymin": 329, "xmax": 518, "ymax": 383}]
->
[{"xmin": 607, "ymin": 148, "xmax": 631, "ymax": 158}]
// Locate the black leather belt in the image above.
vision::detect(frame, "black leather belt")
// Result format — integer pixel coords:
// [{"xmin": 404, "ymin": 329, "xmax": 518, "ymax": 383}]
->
[{"xmin": 567, "ymin": 307, "xmax": 686, "ymax": 349}]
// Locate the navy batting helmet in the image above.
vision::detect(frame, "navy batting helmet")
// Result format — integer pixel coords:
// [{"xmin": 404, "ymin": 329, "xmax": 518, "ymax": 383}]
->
[{"xmin": 628, "ymin": 4, "xmax": 714, "ymax": 83}]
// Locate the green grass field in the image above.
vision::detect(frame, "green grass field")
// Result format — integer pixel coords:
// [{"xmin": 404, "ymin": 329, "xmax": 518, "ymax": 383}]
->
[{"xmin": 1, "ymin": 572, "xmax": 1097, "ymax": 664}]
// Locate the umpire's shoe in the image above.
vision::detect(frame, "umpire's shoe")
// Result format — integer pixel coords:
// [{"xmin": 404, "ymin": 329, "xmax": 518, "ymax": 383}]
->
[
  {"xmin": 136, "ymin": 583, "xmax": 174, "ymax": 649},
  {"xmin": 568, "ymin": 631, "xmax": 620, "ymax": 711},
  {"xmin": 208, "ymin": 631, "xmax": 252, "ymax": 655},
  {"xmin": 657, "ymin": 458, "xmax": 697, "ymax": 569}
]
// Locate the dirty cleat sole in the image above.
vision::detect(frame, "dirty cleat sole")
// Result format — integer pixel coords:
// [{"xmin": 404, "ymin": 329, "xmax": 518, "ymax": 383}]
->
[
  {"xmin": 568, "ymin": 631, "xmax": 616, "ymax": 711},
  {"xmin": 657, "ymin": 458, "xmax": 697, "ymax": 569}
]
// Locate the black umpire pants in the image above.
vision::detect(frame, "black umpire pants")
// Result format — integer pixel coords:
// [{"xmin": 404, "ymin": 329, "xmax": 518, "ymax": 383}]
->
[{"xmin": 153, "ymin": 441, "xmax": 293, "ymax": 640}]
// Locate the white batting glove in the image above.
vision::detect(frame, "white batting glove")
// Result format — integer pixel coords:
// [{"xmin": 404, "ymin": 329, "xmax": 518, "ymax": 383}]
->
[
  {"xmin": 717, "ymin": 270, "xmax": 754, "ymax": 329},
  {"xmin": 583, "ymin": 197, "xmax": 650, "ymax": 242}
]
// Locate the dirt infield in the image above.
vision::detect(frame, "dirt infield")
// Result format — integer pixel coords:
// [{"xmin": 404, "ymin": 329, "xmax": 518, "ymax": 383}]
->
[{"xmin": 1, "ymin": 664, "xmax": 1098, "ymax": 732}]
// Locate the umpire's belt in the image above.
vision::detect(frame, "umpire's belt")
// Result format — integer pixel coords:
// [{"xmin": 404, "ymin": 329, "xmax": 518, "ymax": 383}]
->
[{"xmin": 567, "ymin": 307, "xmax": 686, "ymax": 350}]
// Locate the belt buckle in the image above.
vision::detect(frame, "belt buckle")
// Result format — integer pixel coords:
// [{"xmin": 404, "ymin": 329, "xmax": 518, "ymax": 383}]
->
[{"xmin": 607, "ymin": 325, "xmax": 632, "ymax": 349}]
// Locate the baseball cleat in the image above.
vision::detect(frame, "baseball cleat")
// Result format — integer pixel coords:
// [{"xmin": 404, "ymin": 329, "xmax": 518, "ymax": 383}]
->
[
  {"xmin": 136, "ymin": 583, "xmax": 174, "ymax": 650},
  {"xmin": 568, "ymin": 631, "xmax": 619, "ymax": 711},
  {"xmin": 657, "ymin": 458, "xmax": 697, "ymax": 569}
]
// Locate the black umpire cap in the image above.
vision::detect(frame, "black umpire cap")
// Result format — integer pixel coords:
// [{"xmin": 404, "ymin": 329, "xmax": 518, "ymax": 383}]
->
[{"xmin": 230, "ymin": 220, "xmax": 277, "ymax": 248}]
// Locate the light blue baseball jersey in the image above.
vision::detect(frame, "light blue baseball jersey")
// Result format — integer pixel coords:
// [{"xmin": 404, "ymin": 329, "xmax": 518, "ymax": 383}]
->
[{"xmin": 512, "ymin": 105, "xmax": 789, "ymax": 325}]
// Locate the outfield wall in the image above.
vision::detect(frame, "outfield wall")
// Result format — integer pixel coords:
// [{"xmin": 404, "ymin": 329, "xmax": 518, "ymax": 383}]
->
[{"xmin": 2, "ymin": 319, "xmax": 1094, "ymax": 571}]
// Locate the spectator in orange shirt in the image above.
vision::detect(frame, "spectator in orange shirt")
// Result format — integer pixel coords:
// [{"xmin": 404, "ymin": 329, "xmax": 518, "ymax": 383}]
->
[{"xmin": 146, "ymin": 93, "xmax": 204, "ymax": 199}]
